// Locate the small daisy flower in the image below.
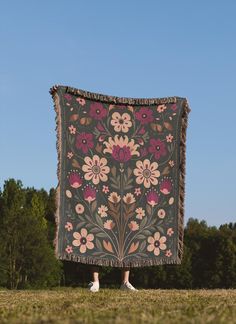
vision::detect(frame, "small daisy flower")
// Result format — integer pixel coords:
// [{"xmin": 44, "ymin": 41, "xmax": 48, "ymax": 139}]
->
[
  {"xmin": 102, "ymin": 185, "xmax": 110, "ymax": 193},
  {"xmin": 68, "ymin": 125, "xmax": 76, "ymax": 134},
  {"xmin": 166, "ymin": 134, "xmax": 174, "ymax": 143},
  {"xmin": 67, "ymin": 152, "xmax": 74, "ymax": 159}
]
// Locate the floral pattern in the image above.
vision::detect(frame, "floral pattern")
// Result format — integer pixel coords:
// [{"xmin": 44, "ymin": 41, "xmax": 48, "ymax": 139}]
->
[{"xmin": 54, "ymin": 87, "xmax": 189, "ymax": 266}]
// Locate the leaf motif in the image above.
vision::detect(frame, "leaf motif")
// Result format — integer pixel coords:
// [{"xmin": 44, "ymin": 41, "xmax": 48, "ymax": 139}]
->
[
  {"xmin": 136, "ymin": 234, "xmax": 146, "ymax": 239},
  {"xmin": 72, "ymin": 159, "xmax": 81, "ymax": 169},
  {"xmin": 164, "ymin": 122, "xmax": 173, "ymax": 131},
  {"xmin": 95, "ymin": 143, "xmax": 103, "ymax": 153},
  {"xmin": 142, "ymin": 229, "xmax": 152, "ymax": 236},
  {"xmin": 89, "ymin": 227, "xmax": 101, "ymax": 233},
  {"xmin": 95, "ymin": 213, "xmax": 104, "ymax": 227},
  {"xmin": 139, "ymin": 241, "xmax": 146, "ymax": 252},
  {"xmin": 96, "ymin": 232, "xmax": 107, "ymax": 238},
  {"xmin": 140, "ymin": 216, "xmax": 148, "ymax": 229},
  {"xmin": 80, "ymin": 117, "xmax": 92, "ymax": 125},
  {"xmin": 128, "ymin": 241, "xmax": 139, "ymax": 254},
  {"xmin": 69, "ymin": 114, "xmax": 79, "ymax": 121},
  {"xmin": 146, "ymin": 204, "xmax": 152, "ymax": 216},
  {"xmin": 96, "ymin": 238, "xmax": 102, "ymax": 251},
  {"xmin": 111, "ymin": 166, "xmax": 116, "ymax": 177},
  {"xmin": 91, "ymin": 200, "xmax": 97, "ymax": 213},
  {"xmin": 162, "ymin": 166, "xmax": 170, "ymax": 175},
  {"xmin": 103, "ymin": 240, "xmax": 114, "ymax": 253}
]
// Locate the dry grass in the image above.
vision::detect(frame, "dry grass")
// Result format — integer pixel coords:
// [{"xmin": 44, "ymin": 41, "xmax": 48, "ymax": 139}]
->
[{"xmin": 0, "ymin": 287, "xmax": 236, "ymax": 323}]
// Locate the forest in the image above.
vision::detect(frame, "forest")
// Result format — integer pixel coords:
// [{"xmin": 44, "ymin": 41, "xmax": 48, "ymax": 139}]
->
[{"xmin": 0, "ymin": 178, "xmax": 235, "ymax": 290}]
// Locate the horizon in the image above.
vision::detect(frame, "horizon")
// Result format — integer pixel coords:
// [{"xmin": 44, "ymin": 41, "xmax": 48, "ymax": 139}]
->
[{"xmin": 0, "ymin": 1, "xmax": 236, "ymax": 228}]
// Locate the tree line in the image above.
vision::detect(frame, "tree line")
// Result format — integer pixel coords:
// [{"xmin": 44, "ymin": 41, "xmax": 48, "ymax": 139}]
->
[{"xmin": 0, "ymin": 178, "xmax": 235, "ymax": 289}]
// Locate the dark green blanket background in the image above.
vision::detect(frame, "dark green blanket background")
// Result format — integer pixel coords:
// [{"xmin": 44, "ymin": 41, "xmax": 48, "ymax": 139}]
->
[{"xmin": 50, "ymin": 85, "xmax": 191, "ymax": 267}]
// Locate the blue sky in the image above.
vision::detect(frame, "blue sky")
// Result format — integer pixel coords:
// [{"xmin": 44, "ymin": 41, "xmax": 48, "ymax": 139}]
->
[{"xmin": 0, "ymin": 1, "xmax": 235, "ymax": 227}]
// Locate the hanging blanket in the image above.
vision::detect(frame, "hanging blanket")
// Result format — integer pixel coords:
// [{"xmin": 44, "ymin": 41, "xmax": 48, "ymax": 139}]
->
[{"xmin": 49, "ymin": 85, "xmax": 191, "ymax": 267}]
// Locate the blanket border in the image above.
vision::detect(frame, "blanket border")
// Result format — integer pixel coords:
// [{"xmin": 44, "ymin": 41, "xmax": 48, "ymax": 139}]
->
[{"xmin": 49, "ymin": 84, "xmax": 191, "ymax": 267}]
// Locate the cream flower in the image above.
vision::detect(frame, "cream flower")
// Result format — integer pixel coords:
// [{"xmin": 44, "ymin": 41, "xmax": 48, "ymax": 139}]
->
[
  {"xmin": 123, "ymin": 192, "xmax": 136, "ymax": 204},
  {"xmin": 103, "ymin": 135, "xmax": 140, "ymax": 162},
  {"xmin": 72, "ymin": 228, "xmax": 94, "ymax": 253},
  {"xmin": 135, "ymin": 207, "xmax": 145, "ymax": 219},
  {"xmin": 111, "ymin": 112, "xmax": 132, "ymax": 133},
  {"xmin": 108, "ymin": 191, "xmax": 121, "ymax": 203},
  {"xmin": 82, "ymin": 154, "xmax": 110, "ymax": 185},
  {"xmin": 75, "ymin": 203, "xmax": 85, "ymax": 214},
  {"xmin": 128, "ymin": 221, "xmax": 139, "ymax": 231},
  {"xmin": 147, "ymin": 231, "xmax": 167, "ymax": 256},
  {"xmin": 133, "ymin": 159, "xmax": 160, "ymax": 188},
  {"xmin": 104, "ymin": 219, "xmax": 115, "ymax": 230},
  {"xmin": 157, "ymin": 208, "xmax": 166, "ymax": 219},
  {"xmin": 98, "ymin": 205, "xmax": 108, "ymax": 217}
]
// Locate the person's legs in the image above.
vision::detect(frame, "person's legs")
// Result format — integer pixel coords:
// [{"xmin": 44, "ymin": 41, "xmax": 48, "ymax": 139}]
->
[
  {"xmin": 121, "ymin": 267, "xmax": 130, "ymax": 284},
  {"xmin": 120, "ymin": 267, "xmax": 138, "ymax": 291},
  {"xmin": 88, "ymin": 265, "xmax": 100, "ymax": 292}
]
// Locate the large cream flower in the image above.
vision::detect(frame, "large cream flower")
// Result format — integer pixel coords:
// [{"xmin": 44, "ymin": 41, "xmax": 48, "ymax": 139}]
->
[
  {"xmin": 110, "ymin": 112, "xmax": 132, "ymax": 133},
  {"xmin": 72, "ymin": 228, "xmax": 94, "ymax": 253},
  {"xmin": 133, "ymin": 159, "xmax": 160, "ymax": 188},
  {"xmin": 103, "ymin": 135, "xmax": 140, "ymax": 162},
  {"xmin": 82, "ymin": 154, "xmax": 110, "ymax": 185},
  {"xmin": 147, "ymin": 231, "xmax": 167, "ymax": 256}
]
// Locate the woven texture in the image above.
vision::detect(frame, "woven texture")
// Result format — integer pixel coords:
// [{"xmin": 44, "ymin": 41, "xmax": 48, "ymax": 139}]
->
[{"xmin": 50, "ymin": 85, "xmax": 191, "ymax": 267}]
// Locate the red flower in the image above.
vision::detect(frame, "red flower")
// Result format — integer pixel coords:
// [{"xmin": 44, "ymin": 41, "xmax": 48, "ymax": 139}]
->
[
  {"xmin": 89, "ymin": 102, "xmax": 107, "ymax": 120},
  {"xmin": 83, "ymin": 185, "xmax": 97, "ymax": 203},
  {"xmin": 75, "ymin": 132, "xmax": 94, "ymax": 154},
  {"xmin": 68, "ymin": 172, "xmax": 83, "ymax": 188},
  {"xmin": 148, "ymin": 138, "xmax": 167, "ymax": 160},
  {"xmin": 135, "ymin": 107, "xmax": 154, "ymax": 125},
  {"xmin": 160, "ymin": 178, "xmax": 173, "ymax": 195}
]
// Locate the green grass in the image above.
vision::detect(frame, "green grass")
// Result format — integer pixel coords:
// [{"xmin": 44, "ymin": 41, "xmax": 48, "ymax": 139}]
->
[{"xmin": 0, "ymin": 288, "xmax": 236, "ymax": 323}]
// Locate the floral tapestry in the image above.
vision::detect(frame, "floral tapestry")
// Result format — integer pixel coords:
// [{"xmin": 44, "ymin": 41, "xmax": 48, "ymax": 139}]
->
[{"xmin": 49, "ymin": 85, "xmax": 191, "ymax": 267}]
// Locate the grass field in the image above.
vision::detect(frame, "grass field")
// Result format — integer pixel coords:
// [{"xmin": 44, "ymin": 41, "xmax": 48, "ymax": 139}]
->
[{"xmin": 0, "ymin": 288, "xmax": 236, "ymax": 323}]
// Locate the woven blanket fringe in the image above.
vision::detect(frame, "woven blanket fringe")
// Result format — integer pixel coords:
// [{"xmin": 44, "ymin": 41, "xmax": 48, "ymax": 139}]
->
[{"xmin": 49, "ymin": 84, "xmax": 191, "ymax": 267}]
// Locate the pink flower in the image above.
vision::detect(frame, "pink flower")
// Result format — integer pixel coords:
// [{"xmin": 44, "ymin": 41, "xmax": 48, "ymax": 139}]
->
[
  {"xmin": 67, "ymin": 152, "xmax": 74, "ymax": 159},
  {"xmin": 68, "ymin": 125, "xmax": 76, "ymax": 134},
  {"xmin": 166, "ymin": 134, "xmax": 174, "ymax": 143},
  {"xmin": 72, "ymin": 228, "xmax": 94, "ymax": 253},
  {"xmin": 75, "ymin": 203, "xmax": 85, "ymax": 214},
  {"xmin": 165, "ymin": 249, "xmax": 172, "ymax": 257},
  {"xmin": 169, "ymin": 160, "xmax": 174, "ymax": 167},
  {"xmin": 68, "ymin": 172, "xmax": 83, "ymax": 188},
  {"xmin": 171, "ymin": 104, "xmax": 177, "ymax": 111},
  {"xmin": 128, "ymin": 221, "xmax": 139, "ymax": 231},
  {"xmin": 157, "ymin": 104, "xmax": 167, "ymax": 113},
  {"xmin": 76, "ymin": 97, "xmax": 86, "ymax": 106},
  {"xmin": 104, "ymin": 219, "xmax": 115, "ymax": 230},
  {"xmin": 147, "ymin": 232, "xmax": 167, "ymax": 256},
  {"xmin": 89, "ymin": 102, "xmax": 107, "ymax": 120},
  {"xmin": 135, "ymin": 207, "xmax": 145, "ymax": 219},
  {"xmin": 83, "ymin": 185, "xmax": 97, "ymax": 203},
  {"xmin": 160, "ymin": 178, "xmax": 173, "ymax": 195},
  {"xmin": 75, "ymin": 132, "xmax": 94, "ymax": 154},
  {"xmin": 65, "ymin": 222, "xmax": 73, "ymax": 231},
  {"xmin": 65, "ymin": 245, "xmax": 73, "ymax": 254},
  {"xmin": 167, "ymin": 228, "xmax": 174, "ymax": 236},
  {"xmin": 102, "ymin": 185, "xmax": 109, "ymax": 193},
  {"xmin": 146, "ymin": 189, "xmax": 160, "ymax": 207},
  {"xmin": 64, "ymin": 94, "xmax": 72, "ymax": 101},
  {"xmin": 134, "ymin": 187, "xmax": 141, "ymax": 196},
  {"xmin": 135, "ymin": 107, "xmax": 154, "ymax": 125},
  {"xmin": 148, "ymin": 138, "xmax": 167, "ymax": 160}
]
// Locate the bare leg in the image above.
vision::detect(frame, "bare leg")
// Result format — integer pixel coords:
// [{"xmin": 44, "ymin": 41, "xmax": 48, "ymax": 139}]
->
[
  {"xmin": 91, "ymin": 265, "xmax": 99, "ymax": 283},
  {"xmin": 120, "ymin": 267, "xmax": 138, "ymax": 290},
  {"xmin": 121, "ymin": 267, "xmax": 130, "ymax": 284},
  {"xmin": 88, "ymin": 266, "xmax": 100, "ymax": 292}
]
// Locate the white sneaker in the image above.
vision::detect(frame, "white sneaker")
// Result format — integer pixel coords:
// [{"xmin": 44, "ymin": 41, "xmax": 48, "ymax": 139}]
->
[
  {"xmin": 120, "ymin": 281, "xmax": 138, "ymax": 291},
  {"xmin": 88, "ymin": 281, "xmax": 99, "ymax": 292}
]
